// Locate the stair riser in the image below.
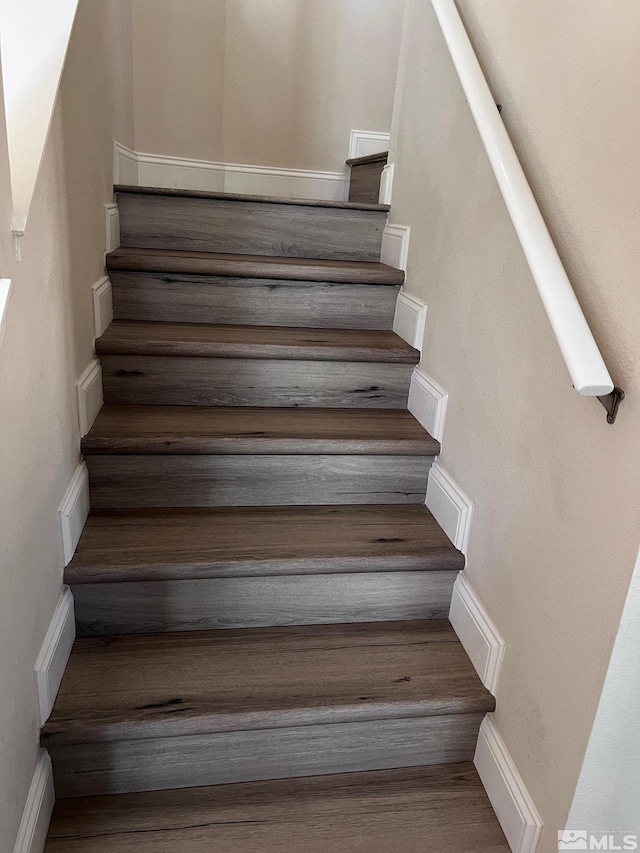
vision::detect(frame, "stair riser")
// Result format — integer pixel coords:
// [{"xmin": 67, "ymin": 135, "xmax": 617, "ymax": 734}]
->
[
  {"xmin": 349, "ymin": 160, "xmax": 387, "ymax": 205},
  {"xmin": 85, "ymin": 455, "xmax": 433, "ymax": 508},
  {"xmin": 101, "ymin": 356, "xmax": 413, "ymax": 409},
  {"xmin": 117, "ymin": 193, "xmax": 387, "ymax": 261},
  {"xmin": 111, "ymin": 272, "xmax": 399, "ymax": 330},
  {"xmin": 72, "ymin": 571, "xmax": 457, "ymax": 635},
  {"xmin": 49, "ymin": 714, "xmax": 484, "ymax": 798}
]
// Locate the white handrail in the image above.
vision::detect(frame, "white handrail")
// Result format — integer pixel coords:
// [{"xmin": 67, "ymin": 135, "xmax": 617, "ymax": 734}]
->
[{"xmin": 430, "ymin": 0, "xmax": 614, "ymax": 396}]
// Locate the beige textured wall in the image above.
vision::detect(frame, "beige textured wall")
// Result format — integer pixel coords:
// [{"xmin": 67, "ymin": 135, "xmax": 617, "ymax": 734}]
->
[
  {"xmin": 390, "ymin": 2, "xmax": 640, "ymax": 850},
  {"xmin": 0, "ymin": 1, "xmax": 133, "ymax": 848},
  {"xmin": 132, "ymin": 0, "xmax": 404, "ymax": 171}
]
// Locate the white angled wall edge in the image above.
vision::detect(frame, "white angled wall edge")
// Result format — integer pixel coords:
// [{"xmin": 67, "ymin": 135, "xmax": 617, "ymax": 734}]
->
[
  {"xmin": 408, "ymin": 368, "xmax": 448, "ymax": 442},
  {"xmin": 348, "ymin": 129, "xmax": 391, "ymax": 159},
  {"xmin": 475, "ymin": 715, "xmax": 543, "ymax": 853},
  {"xmin": 381, "ymin": 223, "xmax": 411, "ymax": 271},
  {"xmin": 34, "ymin": 587, "xmax": 75, "ymax": 726},
  {"xmin": 104, "ymin": 203, "xmax": 120, "ymax": 253},
  {"xmin": 91, "ymin": 276, "xmax": 113, "ymax": 338},
  {"xmin": 393, "ymin": 291, "xmax": 427, "ymax": 353},
  {"xmin": 425, "ymin": 461, "xmax": 473, "ymax": 553},
  {"xmin": 58, "ymin": 462, "xmax": 90, "ymax": 566},
  {"xmin": 379, "ymin": 162, "xmax": 394, "ymax": 205},
  {"xmin": 12, "ymin": 750, "xmax": 55, "ymax": 853},
  {"xmin": 76, "ymin": 360, "xmax": 103, "ymax": 437},
  {"xmin": 449, "ymin": 572, "xmax": 505, "ymax": 694}
]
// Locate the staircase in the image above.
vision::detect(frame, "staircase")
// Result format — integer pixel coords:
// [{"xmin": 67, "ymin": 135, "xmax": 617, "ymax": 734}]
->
[{"xmin": 43, "ymin": 185, "xmax": 508, "ymax": 851}]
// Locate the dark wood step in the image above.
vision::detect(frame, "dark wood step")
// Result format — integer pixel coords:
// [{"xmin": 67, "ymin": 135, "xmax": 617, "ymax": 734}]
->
[
  {"xmin": 82, "ymin": 407, "xmax": 438, "ymax": 456},
  {"xmin": 96, "ymin": 322, "xmax": 419, "ymax": 363},
  {"xmin": 67, "ymin": 505, "xmax": 463, "ymax": 585},
  {"xmin": 345, "ymin": 151, "xmax": 390, "ymax": 166},
  {"xmin": 42, "ymin": 621, "xmax": 495, "ymax": 796},
  {"xmin": 116, "ymin": 188, "xmax": 388, "ymax": 261},
  {"xmin": 67, "ymin": 505, "xmax": 463, "ymax": 635},
  {"xmin": 106, "ymin": 247, "xmax": 405, "ymax": 284},
  {"xmin": 347, "ymin": 152, "xmax": 389, "ymax": 204},
  {"xmin": 45, "ymin": 764, "xmax": 509, "ymax": 852}
]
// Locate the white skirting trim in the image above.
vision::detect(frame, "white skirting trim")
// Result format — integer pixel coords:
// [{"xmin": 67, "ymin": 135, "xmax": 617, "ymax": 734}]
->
[
  {"xmin": 393, "ymin": 290, "xmax": 427, "ymax": 352},
  {"xmin": 381, "ymin": 223, "xmax": 411, "ymax": 271},
  {"xmin": 379, "ymin": 162, "xmax": 394, "ymax": 205},
  {"xmin": 449, "ymin": 573, "xmax": 505, "ymax": 694},
  {"xmin": 408, "ymin": 367, "xmax": 448, "ymax": 441},
  {"xmin": 425, "ymin": 461, "xmax": 473, "ymax": 554},
  {"xmin": 76, "ymin": 360, "xmax": 103, "ymax": 437},
  {"xmin": 114, "ymin": 142, "xmax": 349, "ymax": 202},
  {"xmin": 348, "ymin": 129, "xmax": 391, "ymax": 160},
  {"xmin": 34, "ymin": 587, "xmax": 75, "ymax": 726},
  {"xmin": 12, "ymin": 750, "xmax": 55, "ymax": 853},
  {"xmin": 104, "ymin": 202, "xmax": 120, "ymax": 253},
  {"xmin": 91, "ymin": 276, "xmax": 113, "ymax": 338},
  {"xmin": 58, "ymin": 462, "xmax": 90, "ymax": 566},
  {"xmin": 475, "ymin": 716, "xmax": 543, "ymax": 853},
  {"xmin": 0, "ymin": 277, "xmax": 12, "ymax": 345}
]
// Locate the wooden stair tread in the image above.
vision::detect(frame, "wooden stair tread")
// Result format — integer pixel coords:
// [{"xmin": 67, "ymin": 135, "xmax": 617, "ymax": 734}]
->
[
  {"xmin": 346, "ymin": 150, "xmax": 389, "ymax": 166},
  {"xmin": 96, "ymin": 321, "xmax": 420, "ymax": 363},
  {"xmin": 81, "ymin": 406, "xmax": 439, "ymax": 456},
  {"xmin": 41, "ymin": 621, "xmax": 495, "ymax": 745},
  {"xmin": 66, "ymin": 505, "xmax": 464, "ymax": 585},
  {"xmin": 106, "ymin": 247, "xmax": 405, "ymax": 285},
  {"xmin": 45, "ymin": 764, "xmax": 509, "ymax": 852},
  {"xmin": 115, "ymin": 184, "xmax": 390, "ymax": 211}
]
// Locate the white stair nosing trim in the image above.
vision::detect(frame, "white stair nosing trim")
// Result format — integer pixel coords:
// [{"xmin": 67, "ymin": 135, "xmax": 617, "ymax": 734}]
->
[
  {"xmin": 348, "ymin": 129, "xmax": 391, "ymax": 160},
  {"xmin": 475, "ymin": 715, "xmax": 543, "ymax": 853},
  {"xmin": 425, "ymin": 461, "xmax": 473, "ymax": 554},
  {"xmin": 408, "ymin": 367, "xmax": 448, "ymax": 442},
  {"xmin": 104, "ymin": 203, "xmax": 120, "ymax": 253},
  {"xmin": 12, "ymin": 750, "xmax": 55, "ymax": 853},
  {"xmin": 34, "ymin": 588, "xmax": 75, "ymax": 726},
  {"xmin": 393, "ymin": 290, "xmax": 427, "ymax": 353},
  {"xmin": 449, "ymin": 572, "xmax": 505, "ymax": 694},
  {"xmin": 381, "ymin": 223, "xmax": 411, "ymax": 272},
  {"xmin": 58, "ymin": 462, "xmax": 90, "ymax": 566},
  {"xmin": 76, "ymin": 359, "xmax": 103, "ymax": 438},
  {"xmin": 379, "ymin": 162, "xmax": 394, "ymax": 205},
  {"xmin": 91, "ymin": 276, "xmax": 113, "ymax": 339}
]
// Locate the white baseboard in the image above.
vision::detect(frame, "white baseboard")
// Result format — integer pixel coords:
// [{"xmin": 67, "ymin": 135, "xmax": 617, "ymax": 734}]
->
[
  {"xmin": 113, "ymin": 141, "xmax": 139, "ymax": 185},
  {"xmin": 475, "ymin": 716, "xmax": 543, "ymax": 853},
  {"xmin": 91, "ymin": 276, "xmax": 113, "ymax": 338},
  {"xmin": 104, "ymin": 203, "xmax": 120, "ymax": 253},
  {"xmin": 408, "ymin": 368, "xmax": 448, "ymax": 441},
  {"xmin": 425, "ymin": 461, "xmax": 473, "ymax": 554},
  {"xmin": 349, "ymin": 129, "xmax": 391, "ymax": 160},
  {"xmin": 393, "ymin": 290, "xmax": 426, "ymax": 352},
  {"xmin": 34, "ymin": 587, "xmax": 75, "ymax": 726},
  {"xmin": 58, "ymin": 462, "xmax": 90, "ymax": 566},
  {"xmin": 76, "ymin": 360, "xmax": 103, "ymax": 437},
  {"xmin": 115, "ymin": 142, "xmax": 349, "ymax": 202},
  {"xmin": 381, "ymin": 223, "xmax": 411, "ymax": 271},
  {"xmin": 449, "ymin": 573, "xmax": 505, "ymax": 694},
  {"xmin": 379, "ymin": 162, "xmax": 394, "ymax": 205},
  {"xmin": 12, "ymin": 750, "xmax": 55, "ymax": 853}
]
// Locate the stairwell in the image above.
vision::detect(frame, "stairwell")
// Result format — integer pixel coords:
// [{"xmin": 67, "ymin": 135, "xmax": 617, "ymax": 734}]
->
[{"xmin": 42, "ymin": 172, "xmax": 508, "ymax": 850}]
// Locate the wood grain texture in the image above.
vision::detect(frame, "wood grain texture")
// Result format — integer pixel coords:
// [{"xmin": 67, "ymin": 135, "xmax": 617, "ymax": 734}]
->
[
  {"xmin": 106, "ymin": 247, "xmax": 405, "ymax": 284},
  {"xmin": 42, "ymin": 621, "xmax": 494, "ymax": 746},
  {"xmin": 115, "ymin": 184, "xmax": 390, "ymax": 211},
  {"xmin": 117, "ymin": 192, "xmax": 387, "ymax": 261},
  {"xmin": 96, "ymin": 321, "xmax": 419, "ymax": 363},
  {"xmin": 82, "ymin": 407, "xmax": 438, "ymax": 456},
  {"xmin": 49, "ymin": 714, "xmax": 486, "ymax": 798},
  {"xmin": 71, "ymin": 571, "xmax": 457, "ymax": 635},
  {"xmin": 349, "ymin": 160, "xmax": 387, "ymax": 204},
  {"xmin": 45, "ymin": 764, "xmax": 509, "ymax": 853},
  {"xmin": 110, "ymin": 271, "xmax": 400, "ymax": 329},
  {"xmin": 85, "ymin": 454, "xmax": 433, "ymax": 508},
  {"xmin": 66, "ymin": 505, "xmax": 464, "ymax": 585},
  {"xmin": 101, "ymin": 356, "xmax": 413, "ymax": 409}
]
